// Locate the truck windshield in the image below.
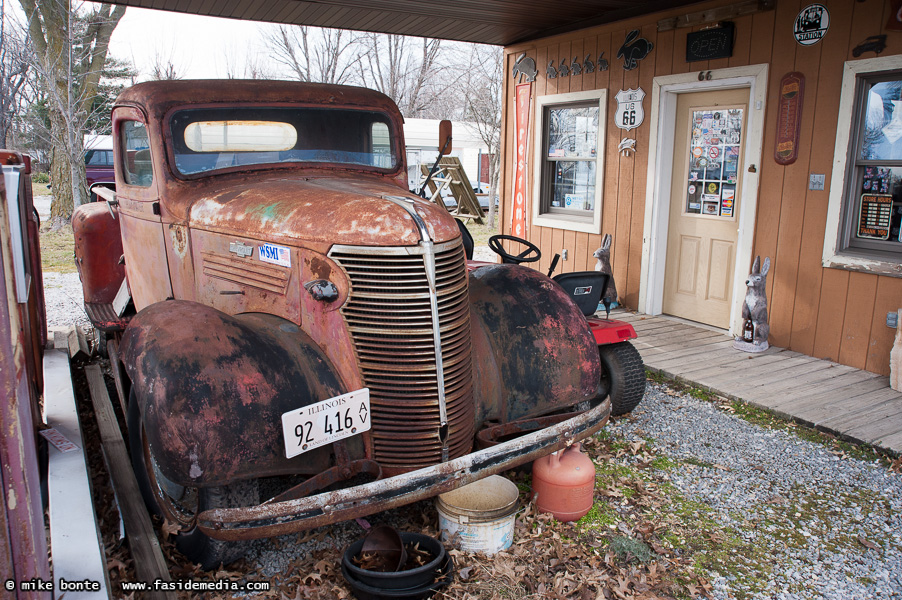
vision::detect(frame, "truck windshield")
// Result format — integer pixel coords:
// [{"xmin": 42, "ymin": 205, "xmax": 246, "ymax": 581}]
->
[{"xmin": 169, "ymin": 107, "xmax": 397, "ymax": 176}]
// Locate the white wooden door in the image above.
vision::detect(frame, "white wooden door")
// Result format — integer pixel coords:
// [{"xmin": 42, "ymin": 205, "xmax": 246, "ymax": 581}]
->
[{"xmin": 662, "ymin": 88, "xmax": 748, "ymax": 328}]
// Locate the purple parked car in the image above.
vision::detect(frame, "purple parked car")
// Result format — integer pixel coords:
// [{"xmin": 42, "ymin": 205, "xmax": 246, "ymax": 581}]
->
[{"xmin": 85, "ymin": 139, "xmax": 115, "ymax": 201}]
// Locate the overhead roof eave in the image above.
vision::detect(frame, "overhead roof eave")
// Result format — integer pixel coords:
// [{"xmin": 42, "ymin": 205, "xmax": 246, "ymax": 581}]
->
[{"xmin": 99, "ymin": 0, "xmax": 706, "ymax": 46}]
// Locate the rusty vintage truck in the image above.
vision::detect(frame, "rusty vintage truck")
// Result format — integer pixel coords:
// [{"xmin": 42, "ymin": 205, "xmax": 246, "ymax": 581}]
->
[{"xmin": 73, "ymin": 80, "xmax": 628, "ymax": 568}]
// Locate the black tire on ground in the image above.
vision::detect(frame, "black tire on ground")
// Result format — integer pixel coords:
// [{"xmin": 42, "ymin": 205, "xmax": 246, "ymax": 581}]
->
[
  {"xmin": 127, "ymin": 389, "xmax": 259, "ymax": 569},
  {"xmin": 599, "ymin": 341, "xmax": 646, "ymax": 416}
]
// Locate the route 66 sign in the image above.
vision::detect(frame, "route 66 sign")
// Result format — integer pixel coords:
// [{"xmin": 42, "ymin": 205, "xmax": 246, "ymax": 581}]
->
[{"xmin": 615, "ymin": 87, "xmax": 645, "ymax": 131}]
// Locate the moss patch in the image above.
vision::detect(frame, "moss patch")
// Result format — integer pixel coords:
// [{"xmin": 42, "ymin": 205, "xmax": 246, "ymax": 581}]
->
[
  {"xmin": 683, "ymin": 457, "xmax": 716, "ymax": 469},
  {"xmin": 577, "ymin": 501, "xmax": 619, "ymax": 531}
]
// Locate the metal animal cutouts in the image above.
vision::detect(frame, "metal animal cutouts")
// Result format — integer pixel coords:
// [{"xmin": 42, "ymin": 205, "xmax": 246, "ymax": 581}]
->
[
  {"xmin": 598, "ymin": 52, "xmax": 609, "ymax": 71},
  {"xmin": 618, "ymin": 138, "xmax": 637, "ymax": 157},
  {"xmin": 547, "ymin": 60, "xmax": 558, "ymax": 79},
  {"xmin": 511, "ymin": 53, "xmax": 538, "ymax": 83},
  {"xmin": 584, "ymin": 54, "xmax": 596, "ymax": 73},
  {"xmin": 853, "ymin": 34, "xmax": 887, "ymax": 57},
  {"xmin": 571, "ymin": 57, "xmax": 582, "ymax": 76},
  {"xmin": 734, "ymin": 256, "xmax": 771, "ymax": 352},
  {"xmin": 617, "ymin": 30, "xmax": 654, "ymax": 71},
  {"xmin": 559, "ymin": 59, "xmax": 570, "ymax": 77}
]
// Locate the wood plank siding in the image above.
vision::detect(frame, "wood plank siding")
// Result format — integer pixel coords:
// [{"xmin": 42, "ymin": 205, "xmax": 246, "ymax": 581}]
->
[{"xmin": 501, "ymin": 0, "xmax": 902, "ymax": 376}]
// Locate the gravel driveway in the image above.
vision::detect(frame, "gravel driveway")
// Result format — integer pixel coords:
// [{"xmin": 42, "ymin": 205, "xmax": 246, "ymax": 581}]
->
[{"xmin": 610, "ymin": 384, "xmax": 902, "ymax": 599}]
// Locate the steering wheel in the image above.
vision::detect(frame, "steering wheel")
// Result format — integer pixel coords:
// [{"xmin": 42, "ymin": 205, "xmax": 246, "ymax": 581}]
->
[{"xmin": 488, "ymin": 234, "xmax": 542, "ymax": 264}]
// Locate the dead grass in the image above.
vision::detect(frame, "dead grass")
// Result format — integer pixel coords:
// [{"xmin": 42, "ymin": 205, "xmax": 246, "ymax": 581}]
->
[
  {"xmin": 465, "ymin": 219, "xmax": 501, "ymax": 247},
  {"xmin": 39, "ymin": 224, "xmax": 77, "ymax": 273},
  {"xmin": 32, "ymin": 182, "xmax": 52, "ymax": 197}
]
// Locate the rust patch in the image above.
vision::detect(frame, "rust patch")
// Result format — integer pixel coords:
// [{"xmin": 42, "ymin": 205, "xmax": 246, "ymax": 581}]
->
[
  {"xmin": 308, "ymin": 256, "xmax": 332, "ymax": 280},
  {"xmin": 169, "ymin": 224, "xmax": 188, "ymax": 259}
]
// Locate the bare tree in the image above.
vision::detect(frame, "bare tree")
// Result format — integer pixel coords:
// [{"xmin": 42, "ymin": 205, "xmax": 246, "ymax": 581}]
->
[
  {"xmin": 265, "ymin": 25, "xmax": 360, "ymax": 84},
  {"xmin": 18, "ymin": 0, "xmax": 125, "ymax": 226},
  {"xmin": 359, "ymin": 34, "xmax": 452, "ymax": 118},
  {"xmin": 149, "ymin": 45, "xmax": 183, "ymax": 80},
  {"xmin": 0, "ymin": 2, "xmax": 30, "ymax": 148},
  {"xmin": 460, "ymin": 45, "xmax": 502, "ymax": 228}
]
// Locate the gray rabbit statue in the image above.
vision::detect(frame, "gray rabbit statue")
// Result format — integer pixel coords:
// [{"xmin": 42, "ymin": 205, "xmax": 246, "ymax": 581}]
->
[
  {"xmin": 593, "ymin": 234, "xmax": 617, "ymax": 317},
  {"xmin": 734, "ymin": 256, "xmax": 770, "ymax": 352}
]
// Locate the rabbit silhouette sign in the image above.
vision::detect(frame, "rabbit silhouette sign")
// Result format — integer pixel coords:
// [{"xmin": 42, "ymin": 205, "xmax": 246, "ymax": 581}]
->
[{"xmin": 734, "ymin": 256, "xmax": 771, "ymax": 353}]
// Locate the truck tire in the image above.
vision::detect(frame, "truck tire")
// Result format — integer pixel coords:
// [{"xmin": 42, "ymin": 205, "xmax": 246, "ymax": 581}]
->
[
  {"xmin": 127, "ymin": 389, "xmax": 259, "ymax": 569},
  {"xmin": 598, "ymin": 341, "xmax": 646, "ymax": 416}
]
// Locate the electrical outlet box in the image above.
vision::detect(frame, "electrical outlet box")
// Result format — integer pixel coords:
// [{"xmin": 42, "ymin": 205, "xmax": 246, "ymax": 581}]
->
[
  {"xmin": 562, "ymin": 249, "xmax": 568, "ymax": 261},
  {"xmin": 889, "ymin": 311, "xmax": 899, "ymax": 329},
  {"xmin": 809, "ymin": 173, "xmax": 825, "ymax": 191}
]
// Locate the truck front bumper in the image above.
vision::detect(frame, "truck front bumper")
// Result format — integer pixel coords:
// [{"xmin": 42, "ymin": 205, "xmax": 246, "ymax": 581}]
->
[{"xmin": 198, "ymin": 397, "xmax": 610, "ymax": 540}]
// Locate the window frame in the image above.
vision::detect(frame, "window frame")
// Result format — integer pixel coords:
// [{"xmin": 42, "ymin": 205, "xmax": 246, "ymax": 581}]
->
[
  {"xmin": 532, "ymin": 89, "xmax": 606, "ymax": 234},
  {"xmin": 119, "ymin": 119, "xmax": 154, "ymax": 189},
  {"xmin": 825, "ymin": 55, "xmax": 902, "ymax": 276},
  {"xmin": 164, "ymin": 104, "xmax": 402, "ymax": 180}
]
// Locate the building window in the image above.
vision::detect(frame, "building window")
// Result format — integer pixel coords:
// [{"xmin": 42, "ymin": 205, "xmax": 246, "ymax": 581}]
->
[
  {"xmin": 533, "ymin": 90, "xmax": 606, "ymax": 234},
  {"xmin": 843, "ymin": 74, "xmax": 902, "ymax": 254},
  {"xmin": 826, "ymin": 55, "xmax": 902, "ymax": 275}
]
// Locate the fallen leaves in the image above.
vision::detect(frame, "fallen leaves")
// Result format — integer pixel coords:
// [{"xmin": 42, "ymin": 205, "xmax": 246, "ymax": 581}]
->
[{"xmin": 857, "ymin": 535, "xmax": 880, "ymax": 551}]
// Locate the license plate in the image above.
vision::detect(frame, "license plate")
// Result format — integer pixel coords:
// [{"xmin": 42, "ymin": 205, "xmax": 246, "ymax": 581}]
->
[{"xmin": 281, "ymin": 389, "xmax": 371, "ymax": 459}]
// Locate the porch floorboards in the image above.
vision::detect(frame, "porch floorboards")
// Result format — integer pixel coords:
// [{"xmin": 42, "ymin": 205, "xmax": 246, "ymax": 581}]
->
[{"xmin": 613, "ymin": 310, "xmax": 902, "ymax": 456}]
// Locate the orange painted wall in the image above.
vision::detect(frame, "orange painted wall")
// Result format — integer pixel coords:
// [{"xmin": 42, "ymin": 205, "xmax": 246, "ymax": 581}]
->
[{"xmin": 500, "ymin": 0, "xmax": 902, "ymax": 375}]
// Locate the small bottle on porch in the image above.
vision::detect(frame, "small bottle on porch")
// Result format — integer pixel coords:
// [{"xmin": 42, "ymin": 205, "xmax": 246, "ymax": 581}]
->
[{"xmin": 742, "ymin": 318, "xmax": 754, "ymax": 343}]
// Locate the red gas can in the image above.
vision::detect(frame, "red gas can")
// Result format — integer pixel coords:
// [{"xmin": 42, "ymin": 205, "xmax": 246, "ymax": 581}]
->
[{"xmin": 532, "ymin": 443, "xmax": 595, "ymax": 522}]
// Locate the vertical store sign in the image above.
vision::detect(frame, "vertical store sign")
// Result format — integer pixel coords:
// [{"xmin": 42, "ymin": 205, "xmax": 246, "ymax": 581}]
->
[{"xmin": 512, "ymin": 83, "xmax": 531, "ymax": 237}]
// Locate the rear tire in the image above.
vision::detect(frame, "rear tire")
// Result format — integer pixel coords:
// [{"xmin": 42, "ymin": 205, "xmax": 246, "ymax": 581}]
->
[
  {"xmin": 127, "ymin": 389, "xmax": 258, "ymax": 569},
  {"xmin": 599, "ymin": 342, "xmax": 646, "ymax": 416}
]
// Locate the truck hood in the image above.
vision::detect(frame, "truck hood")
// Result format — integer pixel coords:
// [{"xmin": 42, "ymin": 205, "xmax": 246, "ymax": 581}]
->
[{"xmin": 186, "ymin": 176, "xmax": 461, "ymax": 247}]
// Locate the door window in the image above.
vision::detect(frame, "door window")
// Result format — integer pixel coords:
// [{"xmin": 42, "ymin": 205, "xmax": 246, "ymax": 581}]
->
[
  {"xmin": 684, "ymin": 108, "xmax": 743, "ymax": 218},
  {"xmin": 120, "ymin": 120, "xmax": 153, "ymax": 187}
]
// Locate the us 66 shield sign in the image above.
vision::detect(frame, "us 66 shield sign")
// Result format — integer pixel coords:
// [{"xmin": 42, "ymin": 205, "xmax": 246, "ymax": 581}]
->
[
  {"xmin": 282, "ymin": 388, "xmax": 371, "ymax": 458},
  {"xmin": 614, "ymin": 88, "xmax": 645, "ymax": 131}
]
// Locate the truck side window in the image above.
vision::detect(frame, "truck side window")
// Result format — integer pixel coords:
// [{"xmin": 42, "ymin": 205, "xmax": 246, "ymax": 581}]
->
[
  {"xmin": 372, "ymin": 122, "xmax": 392, "ymax": 168},
  {"xmin": 121, "ymin": 120, "xmax": 153, "ymax": 187}
]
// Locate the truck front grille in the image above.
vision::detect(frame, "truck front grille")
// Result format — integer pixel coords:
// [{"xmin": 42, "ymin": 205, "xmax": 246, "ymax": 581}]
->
[{"xmin": 330, "ymin": 240, "xmax": 474, "ymax": 471}]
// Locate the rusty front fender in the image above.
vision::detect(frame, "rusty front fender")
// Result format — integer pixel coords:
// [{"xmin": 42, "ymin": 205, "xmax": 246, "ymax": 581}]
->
[
  {"xmin": 119, "ymin": 300, "xmax": 363, "ymax": 487},
  {"xmin": 468, "ymin": 265, "xmax": 601, "ymax": 424}
]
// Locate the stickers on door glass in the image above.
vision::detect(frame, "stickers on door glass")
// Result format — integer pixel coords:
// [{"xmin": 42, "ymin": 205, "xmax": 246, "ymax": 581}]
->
[
  {"xmin": 721, "ymin": 186, "xmax": 736, "ymax": 217},
  {"xmin": 687, "ymin": 182, "xmax": 701, "ymax": 213},
  {"xmin": 706, "ymin": 155, "xmax": 723, "ymax": 180},
  {"xmin": 686, "ymin": 108, "xmax": 743, "ymax": 217}
]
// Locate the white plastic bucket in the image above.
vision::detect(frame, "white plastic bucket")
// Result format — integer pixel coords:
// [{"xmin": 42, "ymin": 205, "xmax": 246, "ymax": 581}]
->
[{"xmin": 435, "ymin": 475, "xmax": 519, "ymax": 554}]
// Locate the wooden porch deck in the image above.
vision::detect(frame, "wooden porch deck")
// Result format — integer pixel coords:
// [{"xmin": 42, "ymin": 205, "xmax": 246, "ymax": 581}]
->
[{"xmin": 613, "ymin": 310, "xmax": 902, "ymax": 456}]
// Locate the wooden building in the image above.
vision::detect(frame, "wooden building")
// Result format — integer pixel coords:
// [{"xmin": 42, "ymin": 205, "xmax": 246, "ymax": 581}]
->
[{"xmin": 498, "ymin": 0, "xmax": 902, "ymax": 376}]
